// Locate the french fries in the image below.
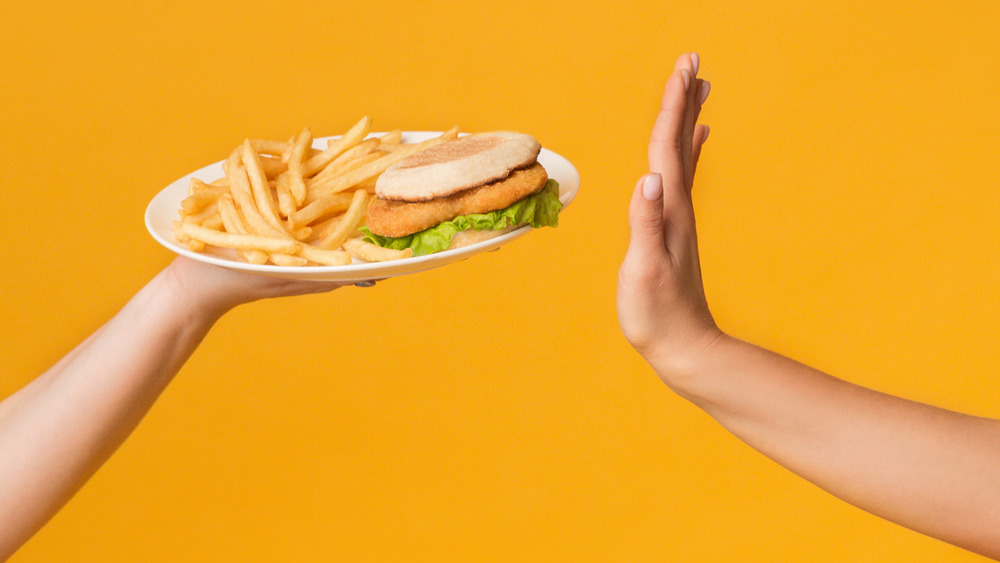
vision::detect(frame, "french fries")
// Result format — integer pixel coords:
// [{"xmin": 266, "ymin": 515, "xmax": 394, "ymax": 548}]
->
[
  {"xmin": 173, "ymin": 119, "xmax": 455, "ymax": 266},
  {"xmin": 176, "ymin": 222, "xmax": 299, "ymax": 254},
  {"xmin": 307, "ymin": 125, "xmax": 459, "ymax": 203},
  {"xmin": 343, "ymin": 238, "xmax": 413, "ymax": 262},
  {"xmin": 315, "ymin": 189, "xmax": 368, "ymax": 250}
]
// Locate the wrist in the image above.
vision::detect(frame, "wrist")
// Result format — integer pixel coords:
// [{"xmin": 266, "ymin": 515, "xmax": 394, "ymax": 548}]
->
[
  {"xmin": 644, "ymin": 327, "xmax": 729, "ymax": 394},
  {"xmin": 156, "ymin": 261, "xmax": 230, "ymax": 327}
]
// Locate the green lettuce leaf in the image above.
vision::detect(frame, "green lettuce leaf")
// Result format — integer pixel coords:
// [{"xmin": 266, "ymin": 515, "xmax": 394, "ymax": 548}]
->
[{"xmin": 359, "ymin": 179, "xmax": 562, "ymax": 256}]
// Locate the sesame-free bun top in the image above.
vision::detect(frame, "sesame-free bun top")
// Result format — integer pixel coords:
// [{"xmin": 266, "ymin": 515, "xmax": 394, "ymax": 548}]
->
[{"xmin": 375, "ymin": 131, "xmax": 542, "ymax": 201}]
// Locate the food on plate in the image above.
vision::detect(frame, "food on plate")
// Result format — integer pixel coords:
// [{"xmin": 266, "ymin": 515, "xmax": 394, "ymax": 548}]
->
[
  {"xmin": 171, "ymin": 123, "xmax": 562, "ymax": 266},
  {"xmin": 359, "ymin": 132, "xmax": 563, "ymax": 256},
  {"xmin": 342, "ymin": 238, "xmax": 413, "ymax": 262},
  {"xmin": 359, "ymin": 132, "xmax": 562, "ymax": 256},
  {"xmin": 171, "ymin": 118, "xmax": 460, "ymax": 265}
]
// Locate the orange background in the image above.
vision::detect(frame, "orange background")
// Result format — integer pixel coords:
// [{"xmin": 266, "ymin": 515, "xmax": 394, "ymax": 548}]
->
[{"xmin": 2, "ymin": 0, "xmax": 999, "ymax": 561}]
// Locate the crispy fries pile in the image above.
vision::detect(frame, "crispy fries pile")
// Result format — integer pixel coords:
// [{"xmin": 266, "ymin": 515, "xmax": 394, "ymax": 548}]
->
[{"xmin": 173, "ymin": 117, "xmax": 459, "ymax": 265}]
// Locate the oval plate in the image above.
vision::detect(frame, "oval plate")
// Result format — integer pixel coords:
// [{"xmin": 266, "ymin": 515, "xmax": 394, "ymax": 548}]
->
[{"xmin": 145, "ymin": 132, "xmax": 579, "ymax": 281}]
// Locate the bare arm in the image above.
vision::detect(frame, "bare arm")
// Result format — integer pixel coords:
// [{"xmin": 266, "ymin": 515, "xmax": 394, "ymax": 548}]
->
[
  {"xmin": 0, "ymin": 257, "xmax": 346, "ymax": 558},
  {"xmin": 616, "ymin": 53, "xmax": 1000, "ymax": 559}
]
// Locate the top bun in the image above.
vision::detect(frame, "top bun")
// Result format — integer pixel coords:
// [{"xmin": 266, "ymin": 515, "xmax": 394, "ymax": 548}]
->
[{"xmin": 375, "ymin": 132, "xmax": 542, "ymax": 201}]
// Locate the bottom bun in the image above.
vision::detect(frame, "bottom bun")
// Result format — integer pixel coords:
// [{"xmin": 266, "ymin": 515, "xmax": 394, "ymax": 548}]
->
[{"xmin": 448, "ymin": 224, "xmax": 523, "ymax": 250}]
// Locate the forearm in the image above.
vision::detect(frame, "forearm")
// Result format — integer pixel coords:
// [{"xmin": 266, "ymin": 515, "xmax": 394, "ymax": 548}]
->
[
  {"xmin": 0, "ymin": 267, "xmax": 219, "ymax": 557},
  {"xmin": 656, "ymin": 335, "xmax": 1000, "ymax": 558}
]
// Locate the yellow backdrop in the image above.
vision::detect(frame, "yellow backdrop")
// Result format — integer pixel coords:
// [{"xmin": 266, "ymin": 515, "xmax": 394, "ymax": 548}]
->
[{"xmin": 3, "ymin": 0, "xmax": 998, "ymax": 561}]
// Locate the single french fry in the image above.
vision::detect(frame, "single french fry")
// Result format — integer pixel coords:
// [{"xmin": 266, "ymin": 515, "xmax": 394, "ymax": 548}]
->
[
  {"xmin": 250, "ymin": 139, "xmax": 290, "ymax": 157},
  {"xmin": 189, "ymin": 177, "xmax": 217, "ymax": 194},
  {"xmin": 289, "ymin": 192, "xmax": 357, "ymax": 226},
  {"xmin": 285, "ymin": 127, "xmax": 314, "ymax": 205},
  {"xmin": 281, "ymin": 135, "xmax": 296, "ymax": 162},
  {"xmin": 241, "ymin": 140, "xmax": 286, "ymax": 234},
  {"xmin": 225, "ymin": 148, "xmax": 252, "ymax": 211},
  {"xmin": 378, "ymin": 129, "xmax": 403, "ymax": 145},
  {"xmin": 298, "ymin": 245, "xmax": 352, "ymax": 266},
  {"xmin": 275, "ymin": 173, "xmax": 297, "ymax": 218},
  {"xmin": 177, "ymin": 221, "xmax": 300, "ymax": 253},
  {"xmin": 181, "ymin": 186, "xmax": 227, "ymax": 214},
  {"xmin": 302, "ymin": 116, "xmax": 372, "ymax": 176},
  {"xmin": 343, "ymin": 237, "xmax": 412, "ymax": 262},
  {"xmin": 315, "ymin": 189, "xmax": 368, "ymax": 250},
  {"xmin": 374, "ymin": 143, "xmax": 407, "ymax": 152},
  {"xmin": 269, "ymin": 253, "xmax": 309, "ymax": 267},
  {"xmin": 179, "ymin": 200, "xmax": 220, "ymax": 225}
]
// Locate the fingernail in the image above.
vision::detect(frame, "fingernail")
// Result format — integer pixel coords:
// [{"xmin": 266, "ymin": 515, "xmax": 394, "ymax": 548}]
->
[
  {"xmin": 699, "ymin": 81, "xmax": 711, "ymax": 104},
  {"xmin": 681, "ymin": 69, "xmax": 690, "ymax": 91},
  {"xmin": 354, "ymin": 280, "xmax": 376, "ymax": 288},
  {"xmin": 703, "ymin": 125, "xmax": 710, "ymax": 141},
  {"xmin": 642, "ymin": 173, "xmax": 663, "ymax": 201},
  {"xmin": 690, "ymin": 52, "xmax": 700, "ymax": 75}
]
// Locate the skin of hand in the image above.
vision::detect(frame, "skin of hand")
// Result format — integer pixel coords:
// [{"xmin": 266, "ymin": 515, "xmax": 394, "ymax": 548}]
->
[
  {"xmin": 0, "ymin": 257, "xmax": 354, "ymax": 558},
  {"xmin": 616, "ymin": 54, "xmax": 1000, "ymax": 559},
  {"xmin": 164, "ymin": 255, "xmax": 350, "ymax": 320},
  {"xmin": 617, "ymin": 52, "xmax": 719, "ymax": 383}
]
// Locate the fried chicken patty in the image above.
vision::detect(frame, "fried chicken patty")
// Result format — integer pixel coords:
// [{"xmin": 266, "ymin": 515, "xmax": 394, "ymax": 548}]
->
[{"xmin": 365, "ymin": 162, "xmax": 548, "ymax": 238}]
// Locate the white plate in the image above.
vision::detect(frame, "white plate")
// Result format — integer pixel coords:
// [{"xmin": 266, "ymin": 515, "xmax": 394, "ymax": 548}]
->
[{"xmin": 145, "ymin": 132, "xmax": 579, "ymax": 282}]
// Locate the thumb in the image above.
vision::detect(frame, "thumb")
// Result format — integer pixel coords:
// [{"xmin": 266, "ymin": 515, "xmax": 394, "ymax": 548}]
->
[{"xmin": 627, "ymin": 173, "xmax": 668, "ymax": 257}]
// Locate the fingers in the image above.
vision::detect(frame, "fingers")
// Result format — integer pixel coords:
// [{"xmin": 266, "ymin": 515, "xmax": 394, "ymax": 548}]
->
[
  {"xmin": 648, "ymin": 67, "xmax": 688, "ymax": 200},
  {"xmin": 650, "ymin": 52, "xmax": 707, "ymax": 185},
  {"xmin": 690, "ymin": 77, "xmax": 710, "ymax": 182},
  {"xmin": 638, "ymin": 53, "xmax": 710, "ymax": 263},
  {"xmin": 258, "ymin": 279, "xmax": 347, "ymax": 299},
  {"xmin": 693, "ymin": 78, "xmax": 710, "ymax": 126},
  {"xmin": 648, "ymin": 58, "xmax": 700, "ymax": 241},
  {"xmin": 677, "ymin": 55, "xmax": 699, "ymax": 189},
  {"xmin": 692, "ymin": 124, "xmax": 710, "ymax": 176},
  {"xmin": 652, "ymin": 53, "xmax": 711, "ymax": 191}
]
